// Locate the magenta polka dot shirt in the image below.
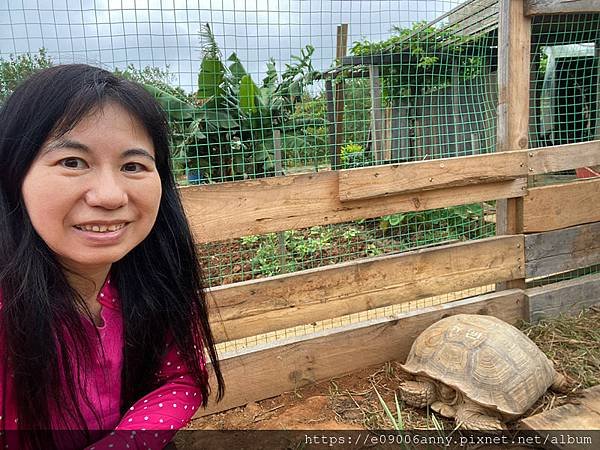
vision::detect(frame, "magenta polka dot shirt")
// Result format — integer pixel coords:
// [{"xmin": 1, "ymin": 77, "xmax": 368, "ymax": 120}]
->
[{"xmin": 0, "ymin": 276, "xmax": 204, "ymax": 449}]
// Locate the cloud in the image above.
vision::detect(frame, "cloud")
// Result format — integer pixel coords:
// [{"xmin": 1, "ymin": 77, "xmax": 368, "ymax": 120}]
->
[{"xmin": 0, "ymin": 0, "xmax": 460, "ymax": 91}]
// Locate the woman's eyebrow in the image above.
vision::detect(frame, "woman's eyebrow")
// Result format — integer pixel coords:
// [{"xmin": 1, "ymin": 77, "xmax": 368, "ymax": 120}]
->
[
  {"xmin": 42, "ymin": 138, "xmax": 155, "ymax": 162},
  {"xmin": 42, "ymin": 138, "xmax": 89, "ymax": 154},
  {"xmin": 122, "ymin": 148, "xmax": 156, "ymax": 162}
]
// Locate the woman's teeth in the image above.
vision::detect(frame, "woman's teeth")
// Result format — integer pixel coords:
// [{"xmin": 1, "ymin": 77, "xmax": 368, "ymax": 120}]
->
[{"xmin": 75, "ymin": 223, "xmax": 127, "ymax": 233}]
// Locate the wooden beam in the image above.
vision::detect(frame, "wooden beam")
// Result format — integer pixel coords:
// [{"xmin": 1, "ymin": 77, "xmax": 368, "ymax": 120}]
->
[
  {"xmin": 527, "ymin": 273, "xmax": 600, "ymax": 323},
  {"xmin": 369, "ymin": 65, "xmax": 385, "ymax": 163},
  {"xmin": 533, "ymin": 235, "xmax": 600, "ymax": 274},
  {"xmin": 528, "ymin": 140, "xmax": 600, "ymax": 174},
  {"xmin": 273, "ymin": 130, "xmax": 287, "ymax": 273},
  {"xmin": 209, "ymin": 236, "xmax": 525, "ymax": 342},
  {"xmin": 338, "ymin": 151, "xmax": 528, "ymax": 201},
  {"xmin": 525, "ymin": 0, "xmax": 600, "ymax": 16},
  {"xmin": 497, "ymin": 0, "xmax": 530, "ymax": 290},
  {"xmin": 337, "ymin": 141, "xmax": 599, "ymax": 202},
  {"xmin": 333, "ymin": 140, "xmax": 598, "ymax": 202},
  {"xmin": 334, "ymin": 24, "xmax": 348, "ymax": 170},
  {"xmin": 596, "ymin": 40, "xmax": 600, "ymax": 141},
  {"xmin": 446, "ymin": 0, "xmax": 499, "ymax": 37},
  {"xmin": 200, "ymin": 290, "xmax": 527, "ymax": 416},
  {"xmin": 497, "ymin": 0, "xmax": 531, "ymax": 154},
  {"xmin": 521, "ymin": 385, "xmax": 600, "ymax": 433},
  {"xmin": 181, "ymin": 173, "xmax": 526, "ymax": 243},
  {"xmin": 325, "ymin": 79, "xmax": 337, "ymax": 168},
  {"xmin": 525, "ymin": 222, "xmax": 600, "ymax": 278},
  {"xmin": 523, "ymin": 178, "xmax": 600, "ymax": 233}
]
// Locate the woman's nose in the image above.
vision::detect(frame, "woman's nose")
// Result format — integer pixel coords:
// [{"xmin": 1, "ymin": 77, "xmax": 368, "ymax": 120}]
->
[{"xmin": 84, "ymin": 171, "xmax": 128, "ymax": 209}]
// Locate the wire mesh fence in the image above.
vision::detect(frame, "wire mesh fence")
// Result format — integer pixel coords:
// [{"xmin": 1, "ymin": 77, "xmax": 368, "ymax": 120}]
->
[
  {"xmin": 527, "ymin": 12, "xmax": 600, "ymax": 284},
  {"xmin": 1, "ymin": 1, "xmax": 599, "ymax": 341}
]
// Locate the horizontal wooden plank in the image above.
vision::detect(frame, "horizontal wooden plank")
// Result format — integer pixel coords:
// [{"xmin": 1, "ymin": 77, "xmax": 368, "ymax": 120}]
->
[
  {"xmin": 523, "ymin": 178, "xmax": 600, "ymax": 233},
  {"xmin": 528, "ymin": 140, "xmax": 600, "ymax": 175},
  {"xmin": 521, "ymin": 385, "xmax": 600, "ymax": 432},
  {"xmin": 200, "ymin": 290, "xmax": 526, "ymax": 416},
  {"xmin": 527, "ymin": 273, "xmax": 600, "ymax": 323},
  {"xmin": 525, "ymin": 0, "xmax": 600, "ymax": 15},
  {"xmin": 209, "ymin": 236, "xmax": 525, "ymax": 342},
  {"xmin": 525, "ymin": 222, "xmax": 600, "ymax": 278},
  {"xmin": 338, "ymin": 151, "xmax": 528, "ymax": 201},
  {"xmin": 181, "ymin": 172, "xmax": 526, "ymax": 243}
]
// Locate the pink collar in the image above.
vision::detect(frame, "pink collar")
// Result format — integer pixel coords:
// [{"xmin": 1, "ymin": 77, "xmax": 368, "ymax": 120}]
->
[{"xmin": 97, "ymin": 274, "xmax": 120, "ymax": 310}]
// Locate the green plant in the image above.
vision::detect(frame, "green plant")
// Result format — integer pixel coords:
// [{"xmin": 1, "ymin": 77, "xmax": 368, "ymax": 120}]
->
[
  {"xmin": 340, "ymin": 141, "xmax": 373, "ymax": 169},
  {"xmin": 251, "ymin": 238, "xmax": 280, "ymax": 276},
  {"xmin": 342, "ymin": 227, "xmax": 360, "ymax": 241},
  {"xmin": 0, "ymin": 48, "xmax": 53, "ymax": 102},
  {"xmin": 240, "ymin": 234, "xmax": 260, "ymax": 246},
  {"xmin": 366, "ymin": 242, "xmax": 383, "ymax": 257},
  {"xmin": 378, "ymin": 203, "xmax": 490, "ymax": 248},
  {"xmin": 351, "ymin": 22, "xmax": 489, "ymax": 102},
  {"xmin": 283, "ymin": 95, "xmax": 328, "ymax": 168},
  {"xmin": 114, "ymin": 63, "xmax": 181, "ymax": 94},
  {"xmin": 145, "ymin": 24, "xmax": 322, "ymax": 183},
  {"xmin": 286, "ymin": 226, "xmax": 333, "ymax": 259},
  {"xmin": 373, "ymin": 385, "xmax": 458, "ymax": 450},
  {"xmin": 374, "ymin": 387, "xmax": 405, "ymax": 432}
]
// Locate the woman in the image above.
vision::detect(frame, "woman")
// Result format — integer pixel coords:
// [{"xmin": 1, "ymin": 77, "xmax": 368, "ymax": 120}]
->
[{"xmin": 0, "ymin": 64, "xmax": 224, "ymax": 449}]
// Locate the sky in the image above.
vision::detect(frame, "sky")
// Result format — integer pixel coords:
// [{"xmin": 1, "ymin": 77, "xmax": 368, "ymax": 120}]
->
[{"xmin": 0, "ymin": 0, "xmax": 461, "ymax": 92}]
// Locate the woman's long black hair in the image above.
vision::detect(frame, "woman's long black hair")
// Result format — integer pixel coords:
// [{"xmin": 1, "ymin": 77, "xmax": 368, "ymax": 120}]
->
[{"xmin": 0, "ymin": 64, "xmax": 224, "ymax": 448}]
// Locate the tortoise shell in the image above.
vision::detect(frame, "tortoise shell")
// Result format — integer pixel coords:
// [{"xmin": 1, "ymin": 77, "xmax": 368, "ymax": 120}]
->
[{"xmin": 400, "ymin": 314, "xmax": 557, "ymax": 416}]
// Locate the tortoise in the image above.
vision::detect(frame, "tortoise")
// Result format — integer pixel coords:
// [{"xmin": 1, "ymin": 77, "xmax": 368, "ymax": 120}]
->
[{"xmin": 398, "ymin": 314, "xmax": 568, "ymax": 430}]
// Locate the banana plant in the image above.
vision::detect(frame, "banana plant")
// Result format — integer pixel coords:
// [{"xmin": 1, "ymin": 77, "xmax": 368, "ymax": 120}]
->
[{"xmin": 144, "ymin": 23, "xmax": 322, "ymax": 183}]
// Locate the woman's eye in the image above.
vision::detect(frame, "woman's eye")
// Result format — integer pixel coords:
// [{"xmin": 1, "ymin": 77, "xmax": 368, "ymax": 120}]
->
[
  {"xmin": 122, "ymin": 162, "xmax": 146, "ymax": 173},
  {"xmin": 59, "ymin": 157, "xmax": 88, "ymax": 169}
]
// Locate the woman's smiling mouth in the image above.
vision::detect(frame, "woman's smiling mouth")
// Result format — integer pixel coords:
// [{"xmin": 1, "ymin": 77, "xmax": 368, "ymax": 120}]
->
[{"xmin": 74, "ymin": 223, "xmax": 128, "ymax": 233}]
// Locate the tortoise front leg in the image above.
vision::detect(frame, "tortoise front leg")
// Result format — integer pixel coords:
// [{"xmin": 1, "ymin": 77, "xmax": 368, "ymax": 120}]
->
[
  {"xmin": 398, "ymin": 379, "xmax": 437, "ymax": 408},
  {"xmin": 454, "ymin": 399, "xmax": 506, "ymax": 431},
  {"xmin": 550, "ymin": 371, "xmax": 570, "ymax": 394}
]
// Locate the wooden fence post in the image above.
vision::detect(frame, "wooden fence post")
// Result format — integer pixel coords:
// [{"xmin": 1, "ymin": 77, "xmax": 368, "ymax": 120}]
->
[
  {"xmin": 334, "ymin": 24, "xmax": 348, "ymax": 170},
  {"xmin": 595, "ymin": 39, "xmax": 600, "ymax": 140},
  {"xmin": 325, "ymin": 79, "xmax": 337, "ymax": 168},
  {"xmin": 274, "ymin": 129, "xmax": 287, "ymax": 273},
  {"xmin": 370, "ymin": 65, "xmax": 385, "ymax": 163},
  {"xmin": 497, "ymin": 0, "xmax": 531, "ymax": 291}
]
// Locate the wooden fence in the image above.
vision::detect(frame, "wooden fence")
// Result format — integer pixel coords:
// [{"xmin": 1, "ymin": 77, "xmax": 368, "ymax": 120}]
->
[{"xmin": 180, "ymin": 0, "xmax": 600, "ymax": 417}]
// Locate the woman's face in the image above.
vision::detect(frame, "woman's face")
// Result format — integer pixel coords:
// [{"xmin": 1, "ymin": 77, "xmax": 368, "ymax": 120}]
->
[{"xmin": 21, "ymin": 102, "xmax": 162, "ymax": 276}]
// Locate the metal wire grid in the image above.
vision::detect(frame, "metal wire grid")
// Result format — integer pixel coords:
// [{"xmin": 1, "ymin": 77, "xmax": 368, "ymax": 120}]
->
[
  {"xmin": 527, "ymin": 13, "xmax": 600, "ymax": 284},
  {"xmin": 2, "ymin": 1, "xmax": 598, "ymax": 349}
]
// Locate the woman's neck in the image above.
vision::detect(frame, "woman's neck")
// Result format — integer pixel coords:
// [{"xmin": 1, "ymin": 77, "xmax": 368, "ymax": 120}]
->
[{"xmin": 64, "ymin": 265, "xmax": 112, "ymax": 326}]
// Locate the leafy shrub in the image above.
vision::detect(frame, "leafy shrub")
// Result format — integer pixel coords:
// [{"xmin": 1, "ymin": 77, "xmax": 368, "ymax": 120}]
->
[
  {"xmin": 0, "ymin": 48, "xmax": 53, "ymax": 102},
  {"xmin": 341, "ymin": 141, "xmax": 373, "ymax": 169}
]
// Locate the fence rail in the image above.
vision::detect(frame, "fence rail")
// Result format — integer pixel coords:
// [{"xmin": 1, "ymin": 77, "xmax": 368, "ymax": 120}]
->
[
  {"xmin": 203, "ymin": 289, "xmax": 527, "ymax": 416},
  {"xmin": 528, "ymin": 273, "xmax": 600, "ymax": 322},
  {"xmin": 523, "ymin": 177, "xmax": 600, "ymax": 232},
  {"xmin": 208, "ymin": 235, "xmax": 523, "ymax": 343},
  {"xmin": 525, "ymin": 222, "xmax": 600, "ymax": 277},
  {"xmin": 182, "ymin": 172, "xmax": 524, "ymax": 243},
  {"xmin": 525, "ymin": 0, "xmax": 600, "ymax": 15}
]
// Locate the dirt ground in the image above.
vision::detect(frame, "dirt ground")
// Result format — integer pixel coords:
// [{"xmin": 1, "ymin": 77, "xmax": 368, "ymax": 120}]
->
[{"xmin": 177, "ymin": 307, "xmax": 600, "ymax": 449}]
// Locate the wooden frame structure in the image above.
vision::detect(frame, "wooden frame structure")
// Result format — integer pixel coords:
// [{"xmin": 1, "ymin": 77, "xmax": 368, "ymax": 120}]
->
[{"xmin": 184, "ymin": 0, "xmax": 600, "ymax": 417}]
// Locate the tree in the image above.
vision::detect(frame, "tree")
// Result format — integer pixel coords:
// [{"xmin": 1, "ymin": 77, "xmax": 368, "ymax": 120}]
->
[{"xmin": 0, "ymin": 48, "xmax": 53, "ymax": 102}]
